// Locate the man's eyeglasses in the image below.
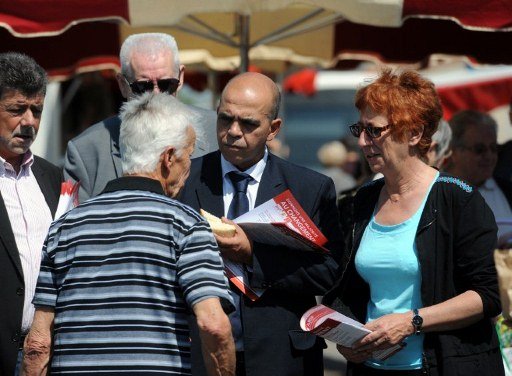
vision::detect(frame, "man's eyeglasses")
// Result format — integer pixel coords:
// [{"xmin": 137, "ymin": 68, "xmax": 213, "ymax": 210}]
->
[
  {"xmin": 460, "ymin": 143, "xmax": 498, "ymax": 155},
  {"xmin": 349, "ymin": 123, "xmax": 390, "ymax": 139},
  {"xmin": 125, "ymin": 77, "xmax": 180, "ymax": 95}
]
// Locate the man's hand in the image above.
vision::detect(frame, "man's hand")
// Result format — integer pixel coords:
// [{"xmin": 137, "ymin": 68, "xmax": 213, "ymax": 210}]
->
[
  {"xmin": 214, "ymin": 218, "xmax": 253, "ymax": 265},
  {"xmin": 21, "ymin": 307, "xmax": 54, "ymax": 376}
]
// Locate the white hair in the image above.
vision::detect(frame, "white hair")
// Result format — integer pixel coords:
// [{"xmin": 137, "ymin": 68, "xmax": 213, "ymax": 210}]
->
[
  {"xmin": 431, "ymin": 119, "xmax": 452, "ymax": 162},
  {"xmin": 120, "ymin": 33, "xmax": 180, "ymax": 81},
  {"xmin": 120, "ymin": 92, "xmax": 193, "ymax": 175}
]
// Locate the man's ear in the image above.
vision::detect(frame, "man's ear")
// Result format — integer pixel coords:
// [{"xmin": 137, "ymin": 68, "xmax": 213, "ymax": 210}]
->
[
  {"xmin": 267, "ymin": 118, "xmax": 282, "ymax": 142},
  {"xmin": 116, "ymin": 73, "xmax": 131, "ymax": 99},
  {"xmin": 160, "ymin": 147, "xmax": 176, "ymax": 176},
  {"xmin": 175, "ymin": 65, "xmax": 185, "ymax": 95}
]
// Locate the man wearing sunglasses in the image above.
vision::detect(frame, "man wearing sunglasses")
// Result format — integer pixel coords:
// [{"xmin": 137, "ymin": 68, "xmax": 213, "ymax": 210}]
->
[
  {"xmin": 63, "ymin": 33, "xmax": 218, "ymax": 202},
  {"xmin": 446, "ymin": 109, "xmax": 512, "ymax": 242}
]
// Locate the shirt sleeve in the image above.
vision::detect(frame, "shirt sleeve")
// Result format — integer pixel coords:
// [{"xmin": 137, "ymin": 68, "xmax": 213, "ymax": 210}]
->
[
  {"xmin": 177, "ymin": 220, "xmax": 234, "ymax": 312},
  {"xmin": 455, "ymin": 190, "xmax": 501, "ymax": 318},
  {"xmin": 32, "ymin": 225, "xmax": 60, "ymax": 308}
]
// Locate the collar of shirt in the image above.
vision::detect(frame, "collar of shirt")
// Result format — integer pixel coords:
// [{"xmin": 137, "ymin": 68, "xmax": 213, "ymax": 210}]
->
[
  {"xmin": 479, "ymin": 178, "xmax": 498, "ymax": 192},
  {"xmin": 220, "ymin": 148, "xmax": 268, "ymax": 217},
  {"xmin": 0, "ymin": 151, "xmax": 34, "ymax": 177},
  {"xmin": 102, "ymin": 176, "xmax": 165, "ymax": 196},
  {"xmin": 220, "ymin": 148, "xmax": 268, "ymax": 184}
]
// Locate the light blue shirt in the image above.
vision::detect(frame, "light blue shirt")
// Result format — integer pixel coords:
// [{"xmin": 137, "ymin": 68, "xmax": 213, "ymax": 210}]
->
[{"xmin": 355, "ymin": 172, "xmax": 438, "ymax": 370}]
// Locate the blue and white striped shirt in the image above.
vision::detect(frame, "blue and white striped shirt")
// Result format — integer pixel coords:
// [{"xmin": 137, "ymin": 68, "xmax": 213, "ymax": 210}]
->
[{"xmin": 33, "ymin": 176, "xmax": 233, "ymax": 375}]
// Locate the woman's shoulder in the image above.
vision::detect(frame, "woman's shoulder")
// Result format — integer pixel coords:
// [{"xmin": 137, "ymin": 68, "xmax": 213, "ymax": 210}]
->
[
  {"xmin": 432, "ymin": 173, "xmax": 484, "ymax": 210},
  {"xmin": 435, "ymin": 173, "xmax": 474, "ymax": 194}
]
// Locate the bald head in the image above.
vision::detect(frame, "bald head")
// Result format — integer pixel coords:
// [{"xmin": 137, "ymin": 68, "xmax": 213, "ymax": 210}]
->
[
  {"xmin": 216, "ymin": 72, "xmax": 282, "ymax": 171},
  {"xmin": 221, "ymin": 72, "xmax": 281, "ymax": 120}
]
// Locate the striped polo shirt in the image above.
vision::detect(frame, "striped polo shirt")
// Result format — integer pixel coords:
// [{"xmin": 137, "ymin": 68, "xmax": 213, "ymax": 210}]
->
[{"xmin": 33, "ymin": 176, "xmax": 233, "ymax": 375}]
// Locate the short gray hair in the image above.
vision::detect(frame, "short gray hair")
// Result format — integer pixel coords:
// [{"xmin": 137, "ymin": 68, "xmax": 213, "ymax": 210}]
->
[
  {"xmin": 431, "ymin": 120, "xmax": 452, "ymax": 161},
  {"xmin": 449, "ymin": 109, "xmax": 497, "ymax": 149},
  {"xmin": 120, "ymin": 92, "xmax": 193, "ymax": 175},
  {"xmin": 120, "ymin": 33, "xmax": 180, "ymax": 81}
]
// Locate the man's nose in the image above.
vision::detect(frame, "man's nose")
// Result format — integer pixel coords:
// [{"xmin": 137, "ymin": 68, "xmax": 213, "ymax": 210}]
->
[
  {"xmin": 227, "ymin": 121, "xmax": 243, "ymax": 137},
  {"xmin": 20, "ymin": 109, "xmax": 36, "ymax": 126},
  {"xmin": 152, "ymin": 81, "xmax": 160, "ymax": 94}
]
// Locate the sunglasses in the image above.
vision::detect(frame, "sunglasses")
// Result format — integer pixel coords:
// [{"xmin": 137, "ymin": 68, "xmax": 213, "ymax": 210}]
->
[
  {"xmin": 461, "ymin": 143, "xmax": 498, "ymax": 155},
  {"xmin": 349, "ymin": 123, "xmax": 390, "ymax": 139},
  {"xmin": 125, "ymin": 77, "xmax": 180, "ymax": 95}
]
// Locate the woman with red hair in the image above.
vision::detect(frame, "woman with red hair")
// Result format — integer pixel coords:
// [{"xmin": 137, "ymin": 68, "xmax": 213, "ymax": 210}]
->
[{"xmin": 324, "ymin": 69, "xmax": 503, "ymax": 376}]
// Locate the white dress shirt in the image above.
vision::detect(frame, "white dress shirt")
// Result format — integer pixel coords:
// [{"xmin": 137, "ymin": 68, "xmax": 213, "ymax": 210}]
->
[
  {"xmin": 478, "ymin": 178, "xmax": 512, "ymax": 241},
  {"xmin": 0, "ymin": 152, "xmax": 53, "ymax": 333},
  {"xmin": 219, "ymin": 149, "xmax": 268, "ymax": 351},
  {"xmin": 221, "ymin": 149, "xmax": 268, "ymax": 217}
]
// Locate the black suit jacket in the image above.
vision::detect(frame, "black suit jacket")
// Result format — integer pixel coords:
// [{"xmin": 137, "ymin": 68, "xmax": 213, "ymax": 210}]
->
[
  {"xmin": 0, "ymin": 156, "xmax": 61, "ymax": 376},
  {"xmin": 495, "ymin": 175, "xmax": 512, "ymax": 208},
  {"xmin": 180, "ymin": 151, "xmax": 343, "ymax": 376}
]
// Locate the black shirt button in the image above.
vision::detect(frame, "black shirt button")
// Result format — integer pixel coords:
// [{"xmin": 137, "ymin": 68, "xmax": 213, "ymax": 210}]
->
[{"xmin": 16, "ymin": 287, "xmax": 24, "ymax": 296}]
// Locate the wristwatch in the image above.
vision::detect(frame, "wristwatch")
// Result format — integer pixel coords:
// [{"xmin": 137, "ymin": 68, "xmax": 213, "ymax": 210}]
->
[{"xmin": 412, "ymin": 309, "xmax": 423, "ymax": 335}]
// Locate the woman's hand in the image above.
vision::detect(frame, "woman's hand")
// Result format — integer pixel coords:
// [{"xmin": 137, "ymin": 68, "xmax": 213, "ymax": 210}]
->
[
  {"xmin": 336, "ymin": 344, "xmax": 373, "ymax": 363},
  {"xmin": 353, "ymin": 312, "xmax": 414, "ymax": 352}
]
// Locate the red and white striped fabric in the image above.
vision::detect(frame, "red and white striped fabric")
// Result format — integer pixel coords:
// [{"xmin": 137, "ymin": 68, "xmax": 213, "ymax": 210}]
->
[
  {"xmin": 2, "ymin": 0, "xmax": 511, "ymax": 37},
  {"xmin": 0, "ymin": 1, "xmax": 511, "ymax": 78},
  {"xmin": 283, "ymin": 63, "xmax": 512, "ymax": 119}
]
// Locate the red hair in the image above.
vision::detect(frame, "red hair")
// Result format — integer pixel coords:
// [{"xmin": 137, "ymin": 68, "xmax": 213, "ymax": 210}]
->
[{"xmin": 355, "ymin": 68, "xmax": 443, "ymax": 157}]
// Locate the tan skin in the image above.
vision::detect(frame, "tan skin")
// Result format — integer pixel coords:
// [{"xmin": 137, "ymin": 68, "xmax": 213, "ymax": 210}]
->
[
  {"xmin": 116, "ymin": 49, "xmax": 185, "ymax": 100},
  {"xmin": 446, "ymin": 124, "xmax": 498, "ymax": 187},
  {"xmin": 337, "ymin": 108, "xmax": 485, "ymax": 363},
  {"xmin": 214, "ymin": 72, "xmax": 282, "ymax": 265},
  {"xmin": 0, "ymin": 90, "xmax": 44, "ymax": 173}
]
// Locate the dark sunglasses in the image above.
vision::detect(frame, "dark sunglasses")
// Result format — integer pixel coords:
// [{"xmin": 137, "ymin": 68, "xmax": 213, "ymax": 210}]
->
[
  {"xmin": 126, "ymin": 77, "xmax": 180, "ymax": 95},
  {"xmin": 461, "ymin": 143, "xmax": 498, "ymax": 155},
  {"xmin": 349, "ymin": 123, "xmax": 390, "ymax": 139}
]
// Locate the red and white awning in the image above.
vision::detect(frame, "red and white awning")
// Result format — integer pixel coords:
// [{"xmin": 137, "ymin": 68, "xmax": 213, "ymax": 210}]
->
[
  {"xmin": 0, "ymin": 1, "xmax": 511, "ymax": 78},
  {"xmin": 283, "ymin": 63, "xmax": 512, "ymax": 119}
]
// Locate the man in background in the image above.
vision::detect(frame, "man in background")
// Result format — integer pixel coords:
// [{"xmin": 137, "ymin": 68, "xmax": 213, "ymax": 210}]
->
[
  {"xmin": 0, "ymin": 52, "xmax": 62, "ymax": 375},
  {"xmin": 181, "ymin": 72, "xmax": 341, "ymax": 376},
  {"xmin": 23, "ymin": 93, "xmax": 234, "ymax": 376},
  {"xmin": 64, "ymin": 32, "xmax": 218, "ymax": 202},
  {"xmin": 447, "ymin": 109, "xmax": 512, "ymax": 242}
]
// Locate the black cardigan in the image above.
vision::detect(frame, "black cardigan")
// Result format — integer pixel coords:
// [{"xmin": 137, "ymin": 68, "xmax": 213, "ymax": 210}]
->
[{"xmin": 324, "ymin": 173, "xmax": 502, "ymax": 373}]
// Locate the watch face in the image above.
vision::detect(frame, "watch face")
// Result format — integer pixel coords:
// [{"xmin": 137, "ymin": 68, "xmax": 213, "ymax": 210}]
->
[{"xmin": 413, "ymin": 315, "xmax": 423, "ymax": 326}]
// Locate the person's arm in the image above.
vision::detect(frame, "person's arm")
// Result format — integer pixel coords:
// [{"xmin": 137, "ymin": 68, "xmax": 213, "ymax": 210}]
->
[
  {"xmin": 248, "ymin": 177, "xmax": 342, "ymax": 295},
  {"xmin": 193, "ymin": 297, "xmax": 235, "ymax": 376},
  {"xmin": 21, "ymin": 307, "xmax": 54, "ymax": 376},
  {"xmin": 350, "ymin": 290, "xmax": 483, "ymax": 355}
]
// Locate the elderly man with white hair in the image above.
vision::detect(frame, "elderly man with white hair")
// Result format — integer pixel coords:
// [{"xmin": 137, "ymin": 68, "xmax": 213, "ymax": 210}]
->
[
  {"xmin": 64, "ymin": 32, "xmax": 218, "ymax": 202},
  {"xmin": 22, "ymin": 93, "xmax": 235, "ymax": 376}
]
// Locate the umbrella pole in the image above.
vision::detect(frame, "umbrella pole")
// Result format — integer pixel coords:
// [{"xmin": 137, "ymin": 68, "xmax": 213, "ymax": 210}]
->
[{"xmin": 239, "ymin": 14, "xmax": 250, "ymax": 72}]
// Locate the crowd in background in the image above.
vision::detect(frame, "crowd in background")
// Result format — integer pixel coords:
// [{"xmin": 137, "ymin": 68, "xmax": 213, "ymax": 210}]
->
[{"xmin": 0, "ymin": 30, "xmax": 511, "ymax": 376}]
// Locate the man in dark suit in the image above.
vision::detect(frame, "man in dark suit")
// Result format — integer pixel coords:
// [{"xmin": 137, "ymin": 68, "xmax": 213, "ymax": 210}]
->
[
  {"xmin": 0, "ymin": 52, "xmax": 61, "ymax": 375},
  {"xmin": 180, "ymin": 72, "xmax": 342, "ymax": 376},
  {"xmin": 64, "ymin": 33, "xmax": 218, "ymax": 203}
]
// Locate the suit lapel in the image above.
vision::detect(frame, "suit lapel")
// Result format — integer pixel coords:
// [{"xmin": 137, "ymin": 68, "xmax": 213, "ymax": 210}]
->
[
  {"xmin": 0, "ymin": 189, "xmax": 24, "ymax": 278},
  {"xmin": 110, "ymin": 121, "xmax": 122, "ymax": 179},
  {"xmin": 32, "ymin": 158, "xmax": 59, "ymax": 217},
  {"xmin": 197, "ymin": 152, "xmax": 225, "ymax": 217},
  {"xmin": 255, "ymin": 153, "xmax": 286, "ymax": 206}
]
